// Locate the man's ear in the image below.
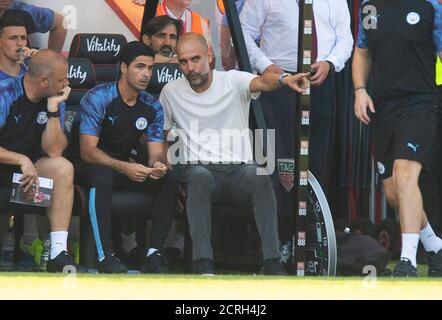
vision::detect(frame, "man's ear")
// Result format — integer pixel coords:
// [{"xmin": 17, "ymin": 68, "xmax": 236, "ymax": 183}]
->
[
  {"xmin": 207, "ymin": 48, "xmax": 213, "ymax": 65},
  {"xmin": 142, "ymin": 35, "xmax": 151, "ymax": 46},
  {"xmin": 40, "ymin": 75, "xmax": 49, "ymax": 88},
  {"xmin": 120, "ymin": 61, "xmax": 128, "ymax": 75}
]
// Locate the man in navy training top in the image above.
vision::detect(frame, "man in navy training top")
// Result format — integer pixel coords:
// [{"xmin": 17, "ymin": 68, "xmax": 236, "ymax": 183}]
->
[
  {"xmin": 68, "ymin": 41, "xmax": 177, "ymax": 274},
  {"xmin": 0, "ymin": 49, "xmax": 85, "ymax": 273},
  {"xmin": 353, "ymin": 0, "xmax": 442, "ymax": 277}
]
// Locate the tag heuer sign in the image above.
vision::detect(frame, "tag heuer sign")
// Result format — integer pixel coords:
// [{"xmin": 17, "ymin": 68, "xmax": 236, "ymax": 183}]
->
[{"xmin": 277, "ymin": 158, "xmax": 294, "ymax": 192}]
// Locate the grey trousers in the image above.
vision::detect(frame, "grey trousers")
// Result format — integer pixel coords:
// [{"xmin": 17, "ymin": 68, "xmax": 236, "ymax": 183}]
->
[{"xmin": 181, "ymin": 164, "xmax": 281, "ymax": 261}]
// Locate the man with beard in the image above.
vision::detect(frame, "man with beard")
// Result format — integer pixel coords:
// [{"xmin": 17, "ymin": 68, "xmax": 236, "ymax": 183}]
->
[
  {"xmin": 67, "ymin": 41, "xmax": 177, "ymax": 274},
  {"xmin": 141, "ymin": 15, "xmax": 181, "ymax": 64},
  {"xmin": 160, "ymin": 33, "xmax": 309, "ymax": 275}
]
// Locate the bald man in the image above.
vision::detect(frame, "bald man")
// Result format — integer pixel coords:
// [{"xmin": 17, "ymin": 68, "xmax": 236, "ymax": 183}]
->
[
  {"xmin": 0, "ymin": 49, "xmax": 85, "ymax": 273},
  {"xmin": 160, "ymin": 33, "xmax": 309, "ymax": 275}
]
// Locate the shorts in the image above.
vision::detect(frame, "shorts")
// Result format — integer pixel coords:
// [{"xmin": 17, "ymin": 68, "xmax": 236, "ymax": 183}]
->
[{"xmin": 373, "ymin": 97, "xmax": 437, "ymax": 179}]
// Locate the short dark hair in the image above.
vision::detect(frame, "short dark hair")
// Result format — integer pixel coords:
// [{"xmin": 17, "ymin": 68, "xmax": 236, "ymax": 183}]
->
[
  {"xmin": 119, "ymin": 41, "xmax": 155, "ymax": 67},
  {"xmin": 141, "ymin": 15, "xmax": 181, "ymax": 39},
  {"xmin": 0, "ymin": 12, "xmax": 27, "ymax": 34}
]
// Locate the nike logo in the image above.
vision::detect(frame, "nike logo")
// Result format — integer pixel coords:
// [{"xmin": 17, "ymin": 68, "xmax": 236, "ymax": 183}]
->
[
  {"xmin": 108, "ymin": 116, "xmax": 118, "ymax": 125},
  {"xmin": 14, "ymin": 115, "xmax": 22, "ymax": 124},
  {"xmin": 407, "ymin": 143, "xmax": 419, "ymax": 153}
]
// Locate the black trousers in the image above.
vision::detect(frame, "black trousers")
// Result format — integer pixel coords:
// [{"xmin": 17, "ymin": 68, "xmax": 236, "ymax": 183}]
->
[{"xmin": 74, "ymin": 161, "xmax": 178, "ymax": 260}]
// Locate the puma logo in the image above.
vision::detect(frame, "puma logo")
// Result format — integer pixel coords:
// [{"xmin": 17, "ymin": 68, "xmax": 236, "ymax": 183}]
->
[
  {"xmin": 108, "ymin": 116, "xmax": 118, "ymax": 125},
  {"xmin": 14, "ymin": 115, "xmax": 22, "ymax": 124},
  {"xmin": 407, "ymin": 143, "xmax": 419, "ymax": 153}
]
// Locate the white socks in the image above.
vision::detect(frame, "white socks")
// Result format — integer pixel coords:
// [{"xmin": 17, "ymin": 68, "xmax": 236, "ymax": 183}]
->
[
  {"xmin": 121, "ymin": 232, "xmax": 137, "ymax": 255},
  {"xmin": 420, "ymin": 223, "xmax": 442, "ymax": 254},
  {"xmin": 50, "ymin": 231, "xmax": 68, "ymax": 259},
  {"xmin": 23, "ymin": 214, "xmax": 39, "ymax": 245},
  {"xmin": 400, "ymin": 233, "xmax": 419, "ymax": 267},
  {"xmin": 147, "ymin": 248, "xmax": 158, "ymax": 257}
]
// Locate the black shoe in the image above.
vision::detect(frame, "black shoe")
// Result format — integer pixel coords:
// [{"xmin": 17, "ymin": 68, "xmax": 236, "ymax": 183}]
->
[
  {"xmin": 140, "ymin": 251, "xmax": 169, "ymax": 274},
  {"xmin": 46, "ymin": 251, "xmax": 88, "ymax": 273},
  {"xmin": 123, "ymin": 246, "xmax": 145, "ymax": 270},
  {"xmin": 192, "ymin": 258, "xmax": 214, "ymax": 275},
  {"xmin": 98, "ymin": 254, "xmax": 128, "ymax": 274},
  {"xmin": 427, "ymin": 249, "xmax": 442, "ymax": 277},
  {"xmin": 392, "ymin": 258, "xmax": 418, "ymax": 277},
  {"xmin": 262, "ymin": 258, "xmax": 288, "ymax": 276}
]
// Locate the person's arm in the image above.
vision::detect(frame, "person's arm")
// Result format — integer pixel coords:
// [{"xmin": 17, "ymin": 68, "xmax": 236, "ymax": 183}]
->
[
  {"xmin": 145, "ymin": 98, "xmax": 167, "ymax": 179},
  {"xmin": 429, "ymin": 0, "xmax": 441, "ymax": 62},
  {"xmin": 0, "ymin": 147, "xmax": 38, "ymax": 192},
  {"xmin": 311, "ymin": 0, "xmax": 353, "ymax": 86},
  {"xmin": 240, "ymin": 0, "xmax": 279, "ymax": 74},
  {"xmin": 0, "ymin": 84, "xmax": 38, "ymax": 191},
  {"xmin": 80, "ymin": 134, "xmax": 152, "ymax": 182},
  {"xmin": 353, "ymin": 48, "xmax": 375, "ymax": 125},
  {"xmin": 321, "ymin": 0, "xmax": 354, "ymax": 73},
  {"xmin": 250, "ymin": 72, "xmax": 310, "ymax": 93},
  {"xmin": 41, "ymin": 87, "xmax": 70, "ymax": 157},
  {"xmin": 48, "ymin": 12, "xmax": 67, "ymax": 52},
  {"xmin": 220, "ymin": 25, "xmax": 237, "ymax": 71},
  {"xmin": 352, "ymin": 3, "xmax": 375, "ymax": 125}
]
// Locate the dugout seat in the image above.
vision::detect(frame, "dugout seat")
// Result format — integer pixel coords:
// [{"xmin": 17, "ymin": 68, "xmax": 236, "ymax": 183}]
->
[
  {"xmin": 68, "ymin": 33, "xmax": 127, "ymax": 84},
  {"xmin": 146, "ymin": 63, "xmax": 182, "ymax": 98}
]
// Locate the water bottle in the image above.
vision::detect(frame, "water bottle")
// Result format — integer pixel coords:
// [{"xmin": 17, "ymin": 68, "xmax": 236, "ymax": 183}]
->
[
  {"xmin": 1, "ymin": 216, "xmax": 15, "ymax": 269},
  {"xmin": 40, "ymin": 235, "xmax": 51, "ymax": 271}
]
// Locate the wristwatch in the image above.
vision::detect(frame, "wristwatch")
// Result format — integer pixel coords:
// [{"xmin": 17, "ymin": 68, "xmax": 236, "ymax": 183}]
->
[
  {"xmin": 326, "ymin": 61, "xmax": 335, "ymax": 75},
  {"xmin": 46, "ymin": 110, "xmax": 60, "ymax": 118},
  {"xmin": 279, "ymin": 73, "xmax": 290, "ymax": 88}
]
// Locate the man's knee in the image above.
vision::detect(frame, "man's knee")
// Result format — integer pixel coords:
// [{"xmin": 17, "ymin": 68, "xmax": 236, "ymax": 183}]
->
[
  {"xmin": 48, "ymin": 157, "xmax": 74, "ymax": 183},
  {"xmin": 185, "ymin": 165, "xmax": 214, "ymax": 187},
  {"xmin": 243, "ymin": 165, "xmax": 270, "ymax": 185},
  {"xmin": 392, "ymin": 160, "xmax": 421, "ymax": 190}
]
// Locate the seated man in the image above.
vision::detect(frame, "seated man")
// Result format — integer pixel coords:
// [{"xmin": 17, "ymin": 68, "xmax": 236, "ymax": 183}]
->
[
  {"xmin": 68, "ymin": 41, "xmax": 177, "ymax": 274},
  {"xmin": 0, "ymin": 49, "xmax": 83, "ymax": 272},
  {"xmin": 0, "ymin": 14, "xmax": 38, "ymax": 81},
  {"xmin": 160, "ymin": 33, "xmax": 309, "ymax": 275},
  {"xmin": 118, "ymin": 16, "xmax": 183, "ymax": 267},
  {"xmin": 0, "ymin": 0, "xmax": 67, "ymax": 52}
]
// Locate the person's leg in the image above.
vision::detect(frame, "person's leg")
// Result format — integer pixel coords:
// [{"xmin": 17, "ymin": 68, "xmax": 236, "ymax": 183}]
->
[
  {"xmin": 22, "ymin": 214, "xmax": 39, "ymax": 245},
  {"xmin": 227, "ymin": 164, "xmax": 280, "ymax": 261},
  {"xmin": 35, "ymin": 157, "xmax": 73, "ymax": 260},
  {"xmin": 145, "ymin": 170, "xmax": 178, "ymax": 254},
  {"xmin": 20, "ymin": 214, "xmax": 44, "ymax": 266},
  {"xmin": 181, "ymin": 165, "xmax": 219, "ymax": 261},
  {"xmin": 392, "ymin": 159, "xmax": 423, "ymax": 268},
  {"xmin": 384, "ymin": 176, "xmax": 442, "ymax": 256},
  {"xmin": 75, "ymin": 162, "xmax": 116, "ymax": 261},
  {"xmin": 125, "ymin": 170, "xmax": 179, "ymax": 273}
]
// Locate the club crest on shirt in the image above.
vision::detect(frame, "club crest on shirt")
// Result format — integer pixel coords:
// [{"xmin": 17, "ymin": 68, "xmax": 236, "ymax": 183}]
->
[
  {"xmin": 135, "ymin": 117, "xmax": 148, "ymax": 130},
  {"xmin": 37, "ymin": 111, "xmax": 48, "ymax": 125},
  {"xmin": 377, "ymin": 162, "xmax": 385, "ymax": 175},
  {"xmin": 406, "ymin": 12, "xmax": 420, "ymax": 25}
]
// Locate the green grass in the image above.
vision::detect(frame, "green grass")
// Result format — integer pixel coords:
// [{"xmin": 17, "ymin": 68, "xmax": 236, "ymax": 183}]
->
[{"xmin": 0, "ymin": 269, "xmax": 441, "ymax": 300}]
